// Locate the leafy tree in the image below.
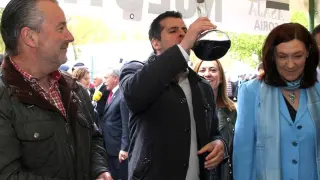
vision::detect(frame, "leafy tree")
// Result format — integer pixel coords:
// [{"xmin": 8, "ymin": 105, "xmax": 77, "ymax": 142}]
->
[
  {"xmin": 290, "ymin": 11, "xmax": 309, "ymax": 28},
  {"xmin": 68, "ymin": 16, "xmax": 111, "ymax": 45},
  {"xmin": 67, "ymin": 16, "xmax": 112, "ymax": 60},
  {"xmin": 0, "ymin": 8, "xmax": 5, "ymax": 54},
  {"xmin": 228, "ymin": 32, "xmax": 266, "ymax": 68}
]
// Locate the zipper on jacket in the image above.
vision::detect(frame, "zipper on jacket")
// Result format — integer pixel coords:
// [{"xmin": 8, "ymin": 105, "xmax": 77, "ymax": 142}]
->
[{"xmin": 65, "ymin": 122, "xmax": 69, "ymax": 135}]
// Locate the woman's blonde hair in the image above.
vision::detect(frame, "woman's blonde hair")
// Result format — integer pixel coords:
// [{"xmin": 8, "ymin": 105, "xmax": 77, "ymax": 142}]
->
[
  {"xmin": 72, "ymin": 67, "xmax": 89, "ymax": 81},
  {"xmin": 193, "ymin": 59, "xmax": 236, "ymax": 111}
]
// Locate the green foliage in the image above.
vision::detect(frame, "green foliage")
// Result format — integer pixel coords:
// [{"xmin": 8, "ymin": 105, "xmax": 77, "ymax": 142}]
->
[
  {"xmin": 0, "ymin": 8, "xmax": 4, "ymax": 54},
  {"xmin": 68, "ymin": 16, "xmax": 111, "ymax": 45},
  {"xmin": 67, "ymin": 16, "xmax": 113, "ymax": 60},
  {"xmin": 228, "ymin": 32, "xmax": 266, "ymax": 67},
  {"xmin": 290, "ymin": 11, "xmax": 309, "ymax": 28}
]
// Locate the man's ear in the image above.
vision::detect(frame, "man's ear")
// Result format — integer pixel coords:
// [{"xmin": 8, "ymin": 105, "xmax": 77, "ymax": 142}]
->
[
  {"xmin": 151, "ymin": 38, "xmax": 161, "ymax": 52},
  {"xmin": 20, "ymin": 27, "xmax": 38, "ymax": 48}
]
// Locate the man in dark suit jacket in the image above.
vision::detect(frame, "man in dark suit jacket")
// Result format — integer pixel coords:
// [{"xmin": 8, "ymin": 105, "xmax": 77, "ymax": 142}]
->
[
  {"xmin": 119, "ymin": 11, "xmax": 227, "ymax": 180},
  {"xmin": 101, "ymin": 68, "xmax": 129, "ymax": 180},
  {"xmin": 93, "ymin": 75, "xmax": 110, "ymax": 119}
]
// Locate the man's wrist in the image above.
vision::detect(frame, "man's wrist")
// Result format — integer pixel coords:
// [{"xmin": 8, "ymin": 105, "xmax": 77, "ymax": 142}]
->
[{"xmin": 179, "ymin": 42, "xmax": 191, "ymax": 55}]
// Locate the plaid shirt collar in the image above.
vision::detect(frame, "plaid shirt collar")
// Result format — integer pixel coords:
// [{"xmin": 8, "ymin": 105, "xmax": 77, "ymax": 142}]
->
[{"xmin": 10, "ymin": 59, "xmax": 62, "ymax": 84}]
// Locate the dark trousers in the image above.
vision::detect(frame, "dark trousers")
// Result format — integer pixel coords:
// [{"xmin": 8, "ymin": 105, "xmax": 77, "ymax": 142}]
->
[{"xmin": 107, "ymin": 154, "xmax": 128, "ymax": 180}]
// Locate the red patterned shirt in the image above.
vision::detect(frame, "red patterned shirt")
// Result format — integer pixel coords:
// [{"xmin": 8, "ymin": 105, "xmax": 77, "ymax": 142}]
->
[{"xmin": 11, "ymin": 60, "xmax": 66, "ymax": 118}]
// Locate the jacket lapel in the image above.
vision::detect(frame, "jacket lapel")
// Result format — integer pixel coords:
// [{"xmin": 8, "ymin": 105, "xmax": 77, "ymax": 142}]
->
[
  {"xmin": 1, "ymin": 56, "xmax": 77, "ymax": 119},
  {"xmin": 188, "ymin": 69, "xmax": 210, "ymax": 148},
  {"xmin": 279, "ymin": 94, "xmax": 294, "ymax": 124},
  {"xmin": 1, "ymin": 57, "xmax": 57, "ymax": 112},
  {"xmin": 294, "ymin": 90, "xmax": 307, "ymax": 124}
]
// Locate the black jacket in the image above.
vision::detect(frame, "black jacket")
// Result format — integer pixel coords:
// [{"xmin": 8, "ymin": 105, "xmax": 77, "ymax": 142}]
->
[
  {"xmin": 212, "ymin": 107, "xmax": 237, "ymax": 180},
  {"xmin": 120, "ymin": 45, "xmax": 223, "ymax": 180},
  {"xmin": 96, "ymin": 84, "xmax": 110, "ymax": 118},
  {"xmin": 0, "ymin": 58, "xmax": 109, "ymax": 180}
]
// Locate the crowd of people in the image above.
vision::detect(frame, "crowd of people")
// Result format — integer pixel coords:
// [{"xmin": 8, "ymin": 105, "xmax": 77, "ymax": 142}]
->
[{"xmin": 1, "ymin": 0, "xmax": 320, "ymax": 180}]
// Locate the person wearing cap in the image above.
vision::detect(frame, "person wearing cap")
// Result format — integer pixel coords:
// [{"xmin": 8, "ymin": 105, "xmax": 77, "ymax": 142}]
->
[
  {"xmin": 72, "ymin": 62, "xmax": 85, "ymax": 72},
  {"xmin": 59, "ymin": 64, "xmax": 70, "ymax": 72}
]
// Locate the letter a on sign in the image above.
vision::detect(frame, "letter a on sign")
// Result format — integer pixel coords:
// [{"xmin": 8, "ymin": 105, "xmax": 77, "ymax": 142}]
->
[{"xmin": 266, "ymin": 0, "xmax": 289, "ymax": 11}]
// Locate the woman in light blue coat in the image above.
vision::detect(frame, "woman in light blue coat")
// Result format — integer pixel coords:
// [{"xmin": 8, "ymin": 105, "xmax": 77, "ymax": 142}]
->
[{"xmin": 233, "ymin": 23, "xmax": 320, "ymax": 180}]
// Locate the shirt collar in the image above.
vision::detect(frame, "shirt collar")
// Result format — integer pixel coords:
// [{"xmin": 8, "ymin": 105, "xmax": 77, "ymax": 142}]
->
[
  {"xmin": 10, "ymin": 59, "xmax": 61, "ymax": 83},
  {"xmin": 112, "ymin": 84, "xmax": 119, "ymax": 94}
]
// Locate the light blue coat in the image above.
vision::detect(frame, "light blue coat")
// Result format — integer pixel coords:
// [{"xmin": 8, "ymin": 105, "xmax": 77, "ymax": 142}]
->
[{"xmin": 233, "ymin": 79, "xmax": 320, "ymax": 180}]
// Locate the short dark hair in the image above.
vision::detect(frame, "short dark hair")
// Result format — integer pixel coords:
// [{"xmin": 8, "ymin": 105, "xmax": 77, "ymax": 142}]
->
[
  {"xmin": 148, "ymin": 11, "xmax": 182, "ymax": 42},
  {"xmin": 261, "ymin": 23, "xmax": 319, "ymax": 88},
  {"xmin": 312, "ymin": 24, "xmax": 320, "ymax": 36},
  {"xmin": 1, "ymin": 0, "xmax": 57, "ymax": 56}
]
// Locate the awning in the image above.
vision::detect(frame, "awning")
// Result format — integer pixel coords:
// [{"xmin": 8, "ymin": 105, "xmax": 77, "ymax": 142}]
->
[{"xmin": 266, "ymin": 0, "xmax": 289, "ymax": 11}]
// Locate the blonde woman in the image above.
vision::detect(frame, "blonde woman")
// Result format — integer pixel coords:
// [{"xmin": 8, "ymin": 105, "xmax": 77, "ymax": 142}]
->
[{"xmin": 194, "ymin": 59, "xmax": 237, "ymax": 180}]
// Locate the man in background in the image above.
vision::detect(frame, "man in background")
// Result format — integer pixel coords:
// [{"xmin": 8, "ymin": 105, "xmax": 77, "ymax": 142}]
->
[{"xmin": 102, "ymin": 68, "xmax": 129, "ymax": 180}]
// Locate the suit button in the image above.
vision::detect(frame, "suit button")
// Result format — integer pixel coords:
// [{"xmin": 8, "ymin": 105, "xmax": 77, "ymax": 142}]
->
[
  {"xmin": 184, "ymin": 163, "xmax": 189, "ymax": 168},
  {"xmin": 297, "ymin": 125, "xmax": 302, "ymax": 129},
  {"xmin": 292, "ymin": 159, "xmax": 298, "ymax": 164},
  {"xmin": 143, "ymin": 158, "xmax": 150, "ymax": 164},
  {"xmin": 184, "ymin": 128, "xmax": 190, "ymax": 133},
  {"xmin": 34, "ymin": 133, "xmax": 40, "ymax": 139},
  {"xmin": 180, "ymin": 98, "xmax": 187, "ymax": 104},
  {"xmin": 292, "ymin": 141, "xmax": 298, "ymax": 146}
]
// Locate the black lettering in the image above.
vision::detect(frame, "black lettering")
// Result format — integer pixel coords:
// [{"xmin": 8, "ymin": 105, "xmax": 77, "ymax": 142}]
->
[
  {"xmin": 148, "ymin": 0, "xmax": 170, "ymax": 15},
  {"xmin": 271, "ymin": 9, "xmax": 278, "ymax": 19},
  {"xmin": 175, "ymin": 0, "xmax": 194, "ymax": 18},
  {"xmin": 278, "ymin": 10, "xmax": 285, "ymax": 21},
  {"xmin": 258, "ymin": 2, "xmax": 263, "ymax": 17},
  {"xmin": 249, "ymin": 2, "xmax": 257, "ymax": 16},
  {"xmin": 268, "ymin": 22, "xmax": 275, "ymax": 30},
  {"xmin": 264, "ymin": 9, "xmax": 271, "ymax": 19},
  {"xmin": 254, "ymin": 20, "xmax": 260, "ymax": 30},
  {"xmin": 263, "ymin": 21, "xmax": 268, "ymax": 31}
]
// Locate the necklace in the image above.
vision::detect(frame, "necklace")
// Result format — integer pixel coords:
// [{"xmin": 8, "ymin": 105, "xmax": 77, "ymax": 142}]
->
[{"xmin": 288, "ymin": 91, "xmax": 296, "ymax": 104}]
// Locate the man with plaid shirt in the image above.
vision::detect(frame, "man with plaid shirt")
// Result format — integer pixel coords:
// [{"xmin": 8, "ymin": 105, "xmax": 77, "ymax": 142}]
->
[{"xmin": 0, "ymin": 0, "xmax": 112, "ymax": 180}]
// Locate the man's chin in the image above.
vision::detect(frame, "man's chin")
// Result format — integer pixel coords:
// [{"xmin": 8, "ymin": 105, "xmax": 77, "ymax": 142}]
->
[{"xmin": 61, "ymin": 56, "xmax": 68, "ymax": 64}]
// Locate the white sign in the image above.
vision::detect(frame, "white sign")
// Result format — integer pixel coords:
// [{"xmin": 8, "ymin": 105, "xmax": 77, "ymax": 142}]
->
[
  {"xmin": 0, "ymin": 0, "xmax": 291, "ymax": 35},
  {"xmin": 59, "ymin": 0, "xmax": 290, "ymax": 35}
]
